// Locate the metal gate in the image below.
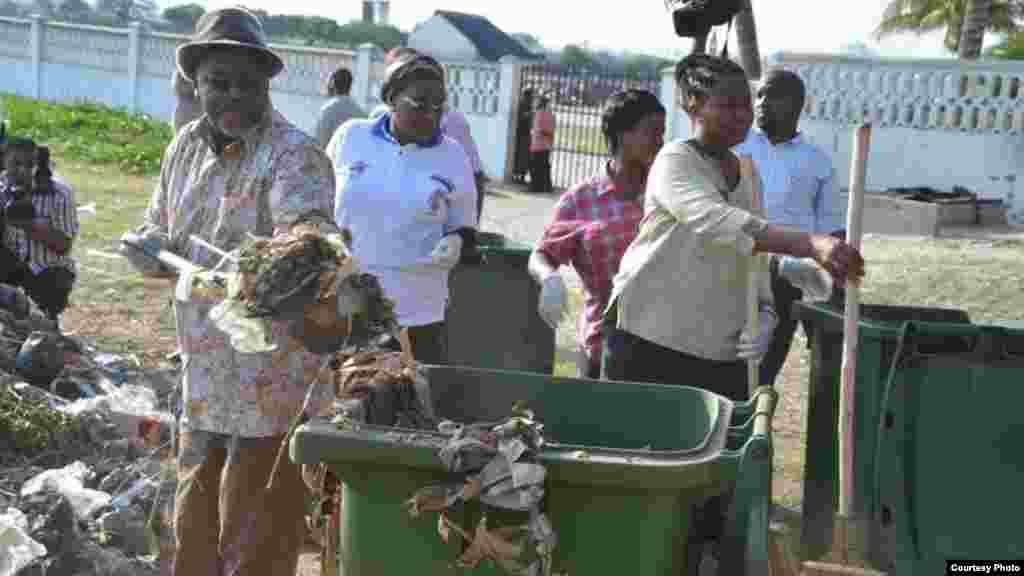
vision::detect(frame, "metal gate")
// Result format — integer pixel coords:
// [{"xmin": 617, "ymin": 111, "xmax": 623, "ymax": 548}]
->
[{"xmin": 518, "ymin": 64, "xmax": 662, "ymax": 190}]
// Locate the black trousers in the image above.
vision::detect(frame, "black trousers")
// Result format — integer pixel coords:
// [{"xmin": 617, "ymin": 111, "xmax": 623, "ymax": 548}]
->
[
  {"xmin": 601, "ymin": 326, "xmax": 749, "ymax": 401},
  {"xmin": 0, "ymin": 243, "xmax": 74, "ymax": 319},
  {"xmin": 601, "ymin": 325, "xmax": 747, "ymax": 560},
  {"xmin": 528, "ymin": 150, "xmax": 552, "ymax": 193},
  {"xmin": 759, "ymin": 255, "xmax": 806, "ymax": 387}
]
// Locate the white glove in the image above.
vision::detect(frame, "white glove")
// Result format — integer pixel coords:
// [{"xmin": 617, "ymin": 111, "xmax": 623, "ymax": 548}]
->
[
  {"xmin": 429, "ymin": 234, "xmax": 463, "ymax": 270},
  {"xmin": 778, "ymin": 256, "xmax": 834, "ymax": 301},
  {"xmin": 737, "ymin": 306, "xmax": 779, "ymax": 362},
  {"xmin": 119, "ymin": 229, "xmax": 171, "ymax": 276},
  {"xmin": 537, "ymin": 273, "xmax": 567, "ymax": 330}
]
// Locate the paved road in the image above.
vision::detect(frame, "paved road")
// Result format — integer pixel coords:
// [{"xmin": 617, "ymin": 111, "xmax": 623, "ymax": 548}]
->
[{"xmin": 478, "ymin": 183, "xmax": 582, "ymax": 294}]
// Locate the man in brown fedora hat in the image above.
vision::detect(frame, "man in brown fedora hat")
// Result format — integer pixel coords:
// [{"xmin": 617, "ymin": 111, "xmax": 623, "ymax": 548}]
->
[{"xmin": 118, "ymin": 7, "xmax": 336, "ymax": 575}]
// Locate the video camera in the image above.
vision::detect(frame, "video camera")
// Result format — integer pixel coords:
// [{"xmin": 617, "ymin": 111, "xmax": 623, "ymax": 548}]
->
[{"xmin": 665, "ymin": 0, "xmax": 744, "ymax": 38}]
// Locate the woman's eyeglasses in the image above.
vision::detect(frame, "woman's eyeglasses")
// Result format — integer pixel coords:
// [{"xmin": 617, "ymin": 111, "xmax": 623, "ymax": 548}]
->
[{"xmin": 398, "ymin": 95, "xmax": 446, "ymax": 114}]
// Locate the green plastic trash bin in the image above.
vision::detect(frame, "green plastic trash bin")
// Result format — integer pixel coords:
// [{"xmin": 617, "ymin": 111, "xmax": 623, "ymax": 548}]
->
[
  {"xmin": 290, "ymin": 367, "xmax": 778, "ymax": 575},
  {"xmin": 794, "ymin": 302, "xmax": 1024, "ymax": 572},
  {"xmin": 872, "ymin": 318, "xmax": 1024, "ymax": 573},
  {"xmin": 444, "ymin": 232, "xmax": 555, "ymax": 374}
]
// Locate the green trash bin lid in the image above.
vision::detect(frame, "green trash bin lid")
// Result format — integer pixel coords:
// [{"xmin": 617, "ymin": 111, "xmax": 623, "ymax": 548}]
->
[{"xmin": 475, "ymin": 231, "xmax": 532, "ymax": 258}]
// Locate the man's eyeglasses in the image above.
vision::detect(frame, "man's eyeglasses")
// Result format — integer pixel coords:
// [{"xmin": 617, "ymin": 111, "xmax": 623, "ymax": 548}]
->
[
  {"xmin": 200, "ymin": 74, "xmax": 268, "ymax": 96},
  {"xmin": 398, "ymin": 95, "xmax": 446, "ymax": 114}
]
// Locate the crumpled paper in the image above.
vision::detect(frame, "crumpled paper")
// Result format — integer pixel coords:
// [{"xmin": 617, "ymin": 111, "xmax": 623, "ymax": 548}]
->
[
  {"xmin": 0, "ymin": 508, "xmax": 47, "ymax": 576},
  {"xmin": 404, "ymin": 409, "xmax": 557, "ymax": 576}
]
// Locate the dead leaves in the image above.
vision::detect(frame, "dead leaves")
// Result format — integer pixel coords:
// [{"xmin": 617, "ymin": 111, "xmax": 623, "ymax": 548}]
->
[{"xmin": 438, "ymin": 515, "xmax": 546, "ymax": 575}]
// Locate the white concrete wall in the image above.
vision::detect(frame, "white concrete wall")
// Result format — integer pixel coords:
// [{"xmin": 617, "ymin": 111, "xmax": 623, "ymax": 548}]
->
[
  {"xmin": 0, "ymin": 16, "xmax": 518, "ymax": 180},
  {"xmin": 661, "ymin": 52, "xmax": 1024, "ymax": 201}
]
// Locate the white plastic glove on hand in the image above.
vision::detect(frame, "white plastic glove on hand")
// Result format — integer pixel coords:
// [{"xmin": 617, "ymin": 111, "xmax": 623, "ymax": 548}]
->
[
  {"xmin": 737, "ymin": 306, "xmax": 779, "ymax": 362},
  {"xmin": 119, "ymin": 229, "xmax": 171, "ymax": 276},
  {"xmin": 429, "ymin": 234, "xmax": 463, "ymax": 270},
  {"xmin": 537, "ymin": 273, "xmax": 567, "ymax": 330},
  {"xmin": 778, "ymin": 256, "xmax": 834, "ymax": 301}
]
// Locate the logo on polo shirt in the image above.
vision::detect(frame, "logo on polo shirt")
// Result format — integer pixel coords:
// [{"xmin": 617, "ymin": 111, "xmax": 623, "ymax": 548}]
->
[
  {"xmin": 348, "ymin": 161, "xmax": 369, "ymax": 177},
  {"xmin": 427, "ymin": 174, "xmax": 455, "ymax": 214}
]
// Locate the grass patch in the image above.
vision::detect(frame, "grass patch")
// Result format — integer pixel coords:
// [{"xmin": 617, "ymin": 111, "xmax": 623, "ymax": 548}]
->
[
  {"xmin": 58, "ymin": 156, "xmax": 178, "ymax": 366},
  {"xmin": 2, "ymin": 93, "xmax": 173, "ymax": 175},
  {"xmin": 554, "ymin": 122, "xmax": 607, "ymax": 156}
]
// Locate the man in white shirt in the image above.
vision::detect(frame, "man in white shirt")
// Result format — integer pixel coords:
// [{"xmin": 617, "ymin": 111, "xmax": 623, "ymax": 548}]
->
[{"xmin": 735, "ymin": 69, "xmax": 846, "ymax": 387}]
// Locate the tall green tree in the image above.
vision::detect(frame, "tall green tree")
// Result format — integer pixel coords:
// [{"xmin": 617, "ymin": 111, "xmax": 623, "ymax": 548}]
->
[
  {"xmin": 959, "ymin": 0, "xmax": 993, "ymax": 58},
  {"xmin": 162, "ymin": 3, "xmax": 204, "ymax": 33},
  {"xmin": 986, "ymin": 30, "xmax": 1024, "ymax": 57},
  {"xmin": 874, "ymin": 0, "xmax": 1020, "ymax": 55}
]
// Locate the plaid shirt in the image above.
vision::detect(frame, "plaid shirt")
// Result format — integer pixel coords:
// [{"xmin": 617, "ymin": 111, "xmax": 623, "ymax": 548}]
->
[
  {"xmin": 0, "ymin": 173, "xmax": 78, "ymax": 274},
  {"xmin": 537, "ymin": 164, "xmax": 645, "ymax": 364}
]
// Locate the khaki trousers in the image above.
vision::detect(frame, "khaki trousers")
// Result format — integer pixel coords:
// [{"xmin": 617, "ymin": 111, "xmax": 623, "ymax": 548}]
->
[{"xmin": 171, "ymin": 430, "xmax": 307, "ymax": 576}]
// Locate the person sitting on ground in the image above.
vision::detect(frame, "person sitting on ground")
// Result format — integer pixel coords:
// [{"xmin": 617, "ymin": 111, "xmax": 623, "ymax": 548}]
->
[
  {"xmin": 529, "ymin": 89, "xmax": 666, "ymax": 378},
  {"xmin": 0, "ymin": 137, "xmax": 78, "ymax": 323},
  {"xmin": 315, "ymin": 66, "xmax": 365, "ymax": 149}
]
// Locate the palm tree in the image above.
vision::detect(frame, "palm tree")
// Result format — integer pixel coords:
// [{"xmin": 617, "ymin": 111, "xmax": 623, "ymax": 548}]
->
[
  {"xmin": 734, "ymin": 0, "xmax": 762, "ymax": 79},
  {"xmin": 959, "ymin": 0, "xmax": 993, "ymax": 58},
  {"xmin": 874, "ymin": 0, "xmax": 1020, "ymax": 55}
]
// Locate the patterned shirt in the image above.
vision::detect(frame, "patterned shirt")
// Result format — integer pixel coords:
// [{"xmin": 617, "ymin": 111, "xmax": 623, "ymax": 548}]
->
[
  {"xmin": 137, "ymin": 109, "xmax": 336, "ymax": 438},
  {"xmin": 0, "ymin": 174, "xmax": 78, "ymax": 274},
  {"xmin": 536, "ymin": 163, "xmax": 645, "ymax": 363}
]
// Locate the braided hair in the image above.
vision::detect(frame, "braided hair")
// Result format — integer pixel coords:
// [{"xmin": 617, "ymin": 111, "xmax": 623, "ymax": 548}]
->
[
  {"xmin": 601, "ymin": 89, "xmax": 666, "ymax": 155},
  {"xmin": 674, "ymin": 53, "xmax": 747, "ymax": 112}
]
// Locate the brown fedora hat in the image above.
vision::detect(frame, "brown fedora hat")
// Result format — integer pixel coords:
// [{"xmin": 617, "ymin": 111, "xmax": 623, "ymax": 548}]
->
[{"xmin": 176, "ymin": 7, "xmax": 284, "ymax": 82}]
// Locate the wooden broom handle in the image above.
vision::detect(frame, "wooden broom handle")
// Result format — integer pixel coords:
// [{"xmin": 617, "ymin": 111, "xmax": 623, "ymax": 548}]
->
[{"xmin": 838, "ymin": 123, "xmax": 871, "ymax": 518}]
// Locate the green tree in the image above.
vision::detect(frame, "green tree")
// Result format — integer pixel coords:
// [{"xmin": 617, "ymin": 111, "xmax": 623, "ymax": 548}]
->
[
  {"xmin": 511, "ymin": 32, "xmax": 543, "ymax": 53},
  {"xmin": 874, "ymin": 0, "xmax": 1020, "ymax": 54},
  {"xmin": 986, "ymin": 30, "xmax": 1024, "ymax": 57},
  {"xmin": 334, "ymin": 20, "xmax": 404, "ymax": 50},
  {"xmin": 959, "ymin": 0, "xmax": 993, "ymax": 58},
  {"xmin": 162, "ymin": 3, "xmax": 204, "ymax": 33},
  {"xmin": 560, "ymin": 44, "xmax": 593, "ymax": 69}
]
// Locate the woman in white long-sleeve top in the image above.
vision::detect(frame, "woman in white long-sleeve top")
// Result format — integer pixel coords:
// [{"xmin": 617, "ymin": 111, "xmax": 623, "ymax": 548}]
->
[
  {"xmin": 326, "ymin": 53, "xmax": 478, "ymax": 364},
  {"xmin": 602, "ymin": 53, "xmax": 865, "ymax": 396}
]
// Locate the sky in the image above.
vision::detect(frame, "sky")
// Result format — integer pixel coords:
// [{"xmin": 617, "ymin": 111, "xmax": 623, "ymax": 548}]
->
[{"xmin": 180, "ymin": 0, "xmax": 995, "ymax": 60}]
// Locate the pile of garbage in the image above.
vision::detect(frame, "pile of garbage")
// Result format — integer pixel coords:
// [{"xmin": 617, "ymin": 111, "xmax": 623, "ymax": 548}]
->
[{"xmin": 0, "ymin": 307, "xmax": 176, "ymax": 576}]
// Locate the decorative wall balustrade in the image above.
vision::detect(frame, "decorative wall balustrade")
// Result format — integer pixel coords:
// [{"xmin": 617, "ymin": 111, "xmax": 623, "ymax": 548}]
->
[{"xmin": 772, "ymin": 53, "xmax": 1024, "ymax": 134}]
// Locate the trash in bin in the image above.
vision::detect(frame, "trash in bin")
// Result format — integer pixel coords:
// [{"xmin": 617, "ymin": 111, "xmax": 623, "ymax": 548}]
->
[
  {"xmin": 404, "ymin": 406, "xmax": 555, "ymax": 575},
  {"xmin": 291, "ymin": 366, "xmax": 778, "ymax": 576}
]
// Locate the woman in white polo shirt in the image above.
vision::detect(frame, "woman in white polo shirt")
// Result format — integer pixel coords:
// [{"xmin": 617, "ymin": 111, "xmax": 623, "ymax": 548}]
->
[{"xmin": 326, "ymin": 53, "xmax": 478, "ymax": 364}]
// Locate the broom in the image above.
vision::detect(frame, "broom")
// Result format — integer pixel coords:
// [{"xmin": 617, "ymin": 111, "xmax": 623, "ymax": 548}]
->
[
  {"xmin": 739, "ymin": 153, "xmax": 763, "ymax": 397},
  {"xmin": 801, "ymin": 124, "xmax": 885, "ymax": 576}
]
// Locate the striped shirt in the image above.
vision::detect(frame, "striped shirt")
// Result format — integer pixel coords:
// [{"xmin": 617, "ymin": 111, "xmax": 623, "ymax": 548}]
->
[{"xmin": 0, "ymin": 173, "xmax": 78, "ymax": 274}]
